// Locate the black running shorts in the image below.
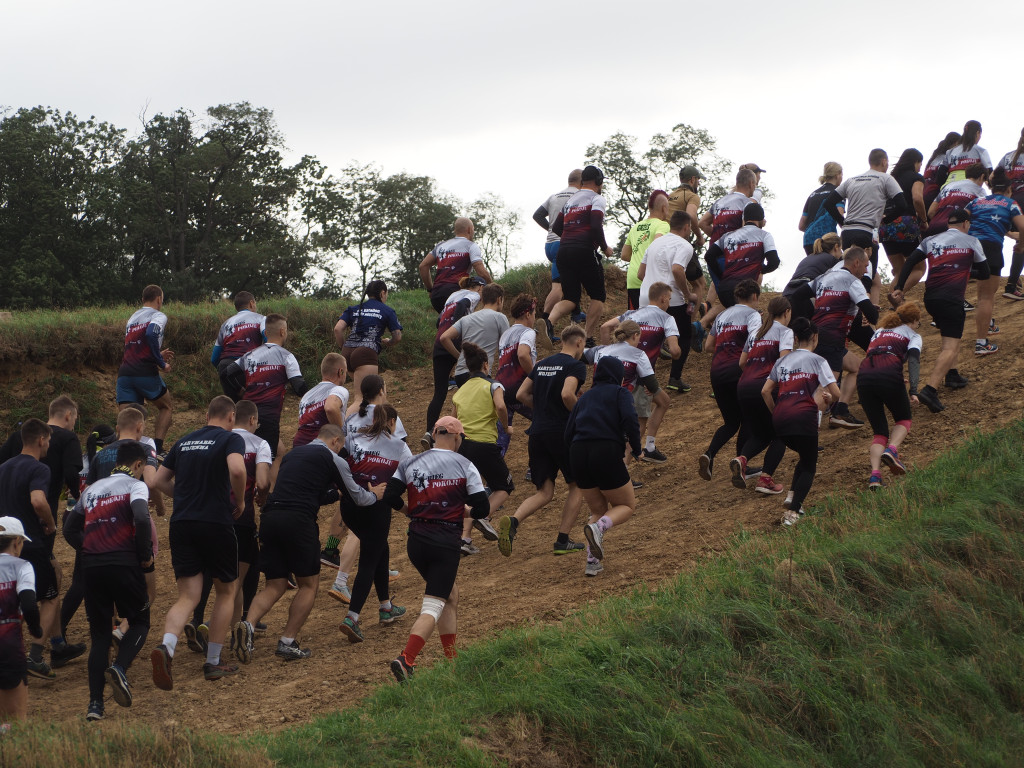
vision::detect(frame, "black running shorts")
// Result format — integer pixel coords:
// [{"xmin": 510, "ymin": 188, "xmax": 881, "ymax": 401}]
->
[
  {"xmin": 527, "ymin": 431, "xmax": 573, "ymax": 487},
  {"xmin": 0, "ymin": 656, "xmax": 27, "ymax": 691},
  {"xmin": 841, "ymin": 228, "xmax": 877, "ymax": 272},
  {"xmin": 458, "ymin": 439, "xmax": 514, "ymax": 494},
  {"xmin": 981, "ymin": 239, "xmax": 1003, "ymax": 276},
  {"xmin": 169, "ymin": 521, "xmax": 238, "ymax": 582},
  {"xmin": 556, "ymin": 245, "xmax": 607, "ymax": 307},
  {"xmin": 21, "ymin": 546, "xmax": 58, "ymax": 601},
  {"xmin": 255, "ymin": 418, "xmax": 281, "ymax": 459},
  {"xmin": 814, "ymin": 343, "xmax": 848, "ymax": 374},
  {"xmin": 569, "ymin": 439, "xmax": 630, "ymax": 491},
  {"xmin": 258, "ymin": 511, "xmax": 321, "ymax": 580},
  {"xmin": 407, "ymin": 530, "xmax": 461, "ymax": 600},
  {"xmin": 235, "ymin": 524, "xmax": 259, "ymax": 566},
  {"xmin": 924, "ymin": 295, "xmax": 965, "ymax": 339}
]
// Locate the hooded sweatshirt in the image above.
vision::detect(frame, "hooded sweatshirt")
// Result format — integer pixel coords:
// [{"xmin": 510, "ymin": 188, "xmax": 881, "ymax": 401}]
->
[{"xmin": 564, "ymin": 356, "xmax": 642, "ymax": 457}]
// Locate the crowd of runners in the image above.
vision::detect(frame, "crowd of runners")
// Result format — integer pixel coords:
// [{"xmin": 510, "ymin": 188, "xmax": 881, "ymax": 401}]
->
[{"xmin": 1, "ymin": 119, "xmax": 1022, "ymax": 727}]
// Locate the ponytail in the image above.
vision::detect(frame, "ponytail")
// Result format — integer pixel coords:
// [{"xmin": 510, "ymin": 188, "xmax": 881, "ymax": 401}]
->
[
  {"xmin": 1012, "ymin": 127, "xmax": 1024, "ymax": 168},
  {"xmin": 791, "ymin": 317, "xmax": 817, "ymax": 343},
  {"xmin": 960, "ymin": 120, "xmax": 981, "ymax": 152},
  {"xmin": 755, "ymin": 297, "xmax": 791, "ymax": 341},
  {"xmin": 358, "ymin": 374, "xmax": 385, "ymax": 417},
  {"xmin": 812, "ymin": 233, "xmax": 841, "ymax": 254},
  {"xmin": 359, "ymin": 403, "xmax": 398, "ymax": 439}
]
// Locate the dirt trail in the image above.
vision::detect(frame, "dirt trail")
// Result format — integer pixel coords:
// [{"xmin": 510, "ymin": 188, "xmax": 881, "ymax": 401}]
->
[{"xmin": 23, "ymin": 281, "xmax": 1024, "ymax": 734}]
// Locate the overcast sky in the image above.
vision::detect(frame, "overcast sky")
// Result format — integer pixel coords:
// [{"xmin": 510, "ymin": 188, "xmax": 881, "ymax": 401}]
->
[{"xmin": 4, "ymin": 0, "xmax": 1020, "ymax": 284}]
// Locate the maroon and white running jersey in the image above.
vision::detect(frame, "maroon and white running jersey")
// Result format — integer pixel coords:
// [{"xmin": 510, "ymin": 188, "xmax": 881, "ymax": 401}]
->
[
  {"xmin": 858, "ymin": 325, "xmax": 922, "ymax": 383},
  {"xmin": 119, "ymin": 307, "xmax": 168, "ymax": 377},
  {"xmin": 998, "ymin": 150, "xmax": 1024, "ymax": 199},
  {"xmin": 589, "ymin": 342, "xmax": 654, "ymax": 392},
  {"xmin": 216, "ymin": 310, "xmax": 266, "ymax": 360},
  {"xmin": 943, "ymin": 144, "xmax": 992, "ymax": 177},
  {"xmin": 810, "ymin": 268, "xmax": 870, "ymax": 348},
  {"xmin": 237, "ymin": 343, "xmax": 301, "ymax": 420},
  {"xmin": 768, "ymin": 349, "xmax": 836, "ymax": 435},
  {"xmin": 708, "ymin": 191, "xmax": 755, "ymax": 243},
  {"xmin": 393, "ymin": 449, "xmax": 485, "ymax": 533},
  {"xmin": 494, "ymin": 324, "xmax": 537, "ymax": 399},
  {"xmin": 917, "ymin": 230, "xmax": 987, "ymax": 303},
  {"xmin": 79, "ymin": 472, "xmax": 149, "ymax": 559},
  {"xmin": 710, "ymin": 305, "xmax": 761, "ymax": 380},
  {"xmin": 618, "ymin": 305, "xmax": 680, "ymax": 367},
  {"xmin": 232, "ymin": 428, "xmax": 272, "ymax": 526},
  {"xmin": 345, "ymin": 405, "xmax": 409, "ymax": 441},
  {"xmin": 345, "ymin": 430, "xmax": 412, "ymax": 489},
  {"xmin": 436, "ymin": 290, "xmax": 482, "ymax": 340},
  {"xmin": 923, "ymin": 154, "xmax": 947, "ymax": 204},
  {"xmin": 0, "ymin": 553, "xmax": 33, "ymax": 659},
  {"xmin": 558, "ymin": 189, "xmax": 608, "ymax": 250},
  {"xmin": 739, "ymin": 321, "xmax": 794, "ymax": 390},
  {"xmin": 930, "ymin": 180, "xmax": 986, "ymax": 232},
  {"xmin": 715, "ymin": 224, "xmax": 777, "ymax": 283},
  {"xmin": 294, "ymin": 382, "xmax": 350, "ymax": 447},
  {"xmin": 430, "ymin": 237, "xmax": 484, "ymax": 289}
]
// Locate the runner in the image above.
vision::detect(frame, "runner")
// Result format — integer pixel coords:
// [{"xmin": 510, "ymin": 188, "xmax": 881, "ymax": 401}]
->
[
  {"xmin": 210, "ymin": 291, "xmax": 266, "ymax": 400},
  {"xmin": 732, "ymin": 296, "xmax": 793, "ymax": 493},
  {"xmin": 533, "ymin": 169, "xmax": 583, "ymax": 332},
  {"xmin": 879, "ymin": 149, "xmax": 929, "ymax": 283},
  {"xmin": 439, "ymin": 283, "xmax": 508, "ymax": 388},
  {"xmin": 761, "ymin": 318, "xmax": 841, "ymax": 525},
  {"xmin": 621, "ymin": 191, "xmax": 670, "ymax": 310},
  {"xmin": 424, "ymin": 276, "xmax": 486, "ymax": 446},
  {"xmin": 782, "ymin": 233, "xmax": 843, "ymax": 320},
  {"xmin": 0, "ymin": 517, "xmax": 42, "ymax": 726},
  {"xmin": 382, "ymin": 416, "xmax": 490, "ymax": 682},
  {"xmin": 564, "ymin": 356, "xmax": 641, "ymax": 578},
  {"xmin": 234, "ymin": 424, "xmax": 383, "ymax": 663},
  {"xmin": 338, "ymin": 404, "xmax": 412, "ymax": 643},
  {"xmin": 333, "ymin": 280, "xmax": 402, "ymax": 395},
  {"xmin": 855, "ymin": 302, "xmax": 923, "ymax": 490},
  {"xmin": 997, "ymin": 128, "xmax": 1024, "ymax": 299},
  {"xmin": 0, "ymin": 419, "xmax": 57, "ymax": 680},
  {"xmin": 923, "ymin": 131, "xmax": 961, "ymax": 208},
  {"xmin": 494, "ymin": 294, "xmax": 538, "ymax": 436},
  {"xmin": 419, "ymin": 218, "xmax": 491, "ymax": 312},
  {"xmin": 637, "ymin": 211, "xmax": 702, "ymax": 392},
  {"xmin": 451, "ymin": 342, "xmax": 513, "ymax": 554},
  {"xmin": 799, "ymin": 162, "xmax": 843, "ymax": 255},
  {"xmin": 704, "ymin": 202, "xmax": 780, "ymax": 320},
  {"xmin": 667, "ymin": 165, "xmax": 706, "ymax": 250},
  {"xmin": 940, "ymin": 120, "xmax": 992, "ymax": 186},
  {"xmin": 63, "ymin": 442, "xmax": 153, "ymax": 720},
  {"xmin": 697, "ymin": 280, "xmax": 762, "ymax": 482},
  {"xmin": 925, "ymin": 163, "xmax": 988, "ymax": 237},
  {"xmin": 115, "ymin": 285, "xmax": 174, "ymax": 456},
  {"xmin": 549, "ymin": 165, "xmax": 614, "ymax": 345},
  {"xmin": 150, "ymin": 396, "xmax": 247, "ymax": 689},
  {"xmin": 497, "ymin": 324, "xmax": 588, "ymax": 558},
  {"xmin": 889, "ymin": 208, "xmax": 989, "ymax": 413}
]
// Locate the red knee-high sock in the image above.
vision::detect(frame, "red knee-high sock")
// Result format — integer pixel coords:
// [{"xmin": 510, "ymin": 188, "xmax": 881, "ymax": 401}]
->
[
  {"xmin": 440, "ymin": 633, "xmax": 457, "ymax": 659},
  {"xmin": 402, "ymin": 634, "xmax": 426, "ymax": 665}
]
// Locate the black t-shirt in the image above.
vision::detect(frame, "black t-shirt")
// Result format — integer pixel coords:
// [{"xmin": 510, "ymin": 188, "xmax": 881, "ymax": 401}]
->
[
  {"xmin": 0, "ymin": 426, "xmax": 83, "ymax": 511},
  {"xmin": 783, "ymin": 252, "xmax": 839, "ymax": 294},
  {"xmin": 88, "ymin": 438, "xmax": 159, "ymax": 484},
  {"xmin": 884, "ymin": 169, "xmax": 924, "ymax": 220},
  {"xmin": 527, "ymin": 353, "xmax": 588, "ymax": 436},
  {"xmin": 163, "ymin": 425, "xmax": 245, "ymax": 526},
  {"xmin": 0, "ymin": 454, "xmax": 51, "ymax": 547}
]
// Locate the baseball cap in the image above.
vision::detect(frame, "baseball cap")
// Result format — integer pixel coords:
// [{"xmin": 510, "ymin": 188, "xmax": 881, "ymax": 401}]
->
[
  {"xmin": 0, "ymin": 516, "xmax": 31, "ymax": 542},
  {"xmin": 741, "ymin": 163, "xmax": 767, "ymax": 174},
  {"xmin": 580, "ymin": 165, "xmax": 605, "ymax": 185},
  {"xmin": 466, "ymin": 275, "xmax": 487, "ymax": 287},
  {"xmin": 433, "ymin": 416, "xmax": 465, "ymax": 436},
  {"xmin": 743, "ymin": 202, "xmax": 766, "ymax": 221},
  {"xmin": 947, "ymin": 208, "xmax": 971, "ymax": 225},
  {"xmin": 680, "ymin": 165, "xmax": 705, "ymax": 180}
]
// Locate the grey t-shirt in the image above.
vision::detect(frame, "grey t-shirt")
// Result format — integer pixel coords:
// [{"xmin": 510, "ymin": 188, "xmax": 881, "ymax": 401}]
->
[
  {"xmin": 541, "ymin": 186, "xmax": 579, "ymax": 243},
  {"xmin": 835, "ymin": 170, "xmax": 903, "ymax": 233},
  {"xmin": 452, "ymin": 308, "xmax": 510, "ymax": 376}
]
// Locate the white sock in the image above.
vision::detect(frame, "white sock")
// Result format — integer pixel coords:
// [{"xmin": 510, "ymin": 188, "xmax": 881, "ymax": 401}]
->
[
  {"xmin": 347, "ymin": 611, "xmax": 359, "ymax": 622},
  {"xmin": 162, "ymin": 633, "xmax": 178, "ymax": 656},
  {"xmin": 976, "ymin": 338, "xmax": 985, "ymax": 346},
  {"xmin": 206, "ymin": 642, "xmax": 222, "ymax": 666},
  {"xmin": 333, "ymin": 571, "xmax": 349, "ymax": 589},
  {"xmin": 645, "ymin": 436, "xmax": 656, "ymax": 451},
  {"xmin": 380, "ymin": 600, "xmax": 392, "ymax": 611},
  {"xmin": 281, "ymin": 636, "xmax": 295, "ymax": 646}
]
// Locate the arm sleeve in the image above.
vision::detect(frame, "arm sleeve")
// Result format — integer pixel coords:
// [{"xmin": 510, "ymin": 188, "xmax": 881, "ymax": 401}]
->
[
  {"xmin": 685, "ymin": 258, "xmax": 704, "ymax": 282},
  {"xmin": 289, "ymin": 375, "xmax": 309, "ymax": 397},
  {"xmin": 552, "ymin": 211, "xmax": 565, "ymax": 237},
  {"xmin": 895, "ymin": 249, "xmax": 928, "ymax": 290},
  {"xmin": 224, "ymin": 360, "xmax": 246, "ymax": 393},
  {"xmin": 589, "ymin": 210, "xmax": 608, "ymax": 249},
  {"xmin": 705, "ymin": 243, "xmax": 724, "ymax": 279},
  {"xmin": 319, "ymin": 487, "xmax": 341, "ymax": 506},
  {"xmin": 383, "ymin": 477, "xmax": 406, "ymax": 511},
  {"xmin": 619, "ymin": 391, "xmax": 643, "ymax": 457},
  {"xmin": 19, "ymin": 590, "xmax": 42, "ymax": 638},
  {"xmin": 210, "ymin": 344, "xmax": 223, "ymax": 366},
  {"xmin": 907, "ymin": 348, "xmax": 921, "ymax": 394},
  {"xmin": 823, "ymin": 190, "xmax": 845, "ymax": 226},
  {"xmin": 62, "ymin": 438, "xmax": 83, "ymax": 499},
  {"xmin": 763, "ymin": 249, "xmax": 781, "ymax": 274},
  {"xmin": 533, "ymin": 205, "xmax": 550, "ymax": 230},
  {"xmin": 145, "ymin": 324, "xmax": 167, "ymax": 369},
  {"xmin": 638, "ymin": 373, "xmax": 660, "ymax": 394},
  {"xmin": 62, "ymin": 500, "xmax": 85, "ymax": 550},
  {"xmin": 131, "ymin": 497, "xmax": 153, "ymax": 561},
  {"xmin": 856, "ymin": 298, "xmax": 879, "ymax": 325},
  {"xmin": 467, "ymin": 490, "xmax": 491, "ymax": 519}
]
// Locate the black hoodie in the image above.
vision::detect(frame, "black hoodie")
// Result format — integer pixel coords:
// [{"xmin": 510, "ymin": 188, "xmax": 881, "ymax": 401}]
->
[{"xmin": 564, "ymin": 356, "xmax": 642, "ymax": 457}]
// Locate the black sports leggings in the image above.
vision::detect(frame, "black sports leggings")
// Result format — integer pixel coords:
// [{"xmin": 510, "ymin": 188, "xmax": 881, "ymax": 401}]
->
[
  {"xmin": 427, "ymin": 352, "xmax": 457, "ymax": 433},
  {"xmin": 737, "ymin": 387, "xmax": 785, "ymax": 474},
  {"xmin": 857, "ymin": 376, "xmax": 910, "ymax": 439},
  {"xmin": 340, "ymin": 500, "xmax": 392, "ymax": 615},
  {"xmin": 60, "ymin": 552, "xmax": 83, "ymax": 637},
  {"xmin": 780, "ymin": 433, "xmax": 819, "ymax": 511},
  {"xmin": 84, "ymin": 564, "xmax": 149, "ymax": 701},
  {"xmin": 667, "ymin": 304, "xmax": 692, "ymax": 380},
  {"xmin": 706, "ymin": 373, "xmax": 748, "ymax": 461}
]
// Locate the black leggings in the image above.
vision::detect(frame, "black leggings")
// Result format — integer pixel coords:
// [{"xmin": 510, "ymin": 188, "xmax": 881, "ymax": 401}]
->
[
  {"xmin": 857, "ymin": 376, "xmax": 910, "ymax": 439},
  {"xmin": 340, "ymin": 501, "xmax": 392, "ymax": 615},
  {"xmin": 1007, "ymin": 250, "xmax": 1024, "ymax": 289},
  {"xmin": 84, "ymin": 564, "xmax": 149, "ymax": 701},
  {"xmin": 737, "ymin": 387, "xmax": 786, "ymax": 474},
  {"xmin": 407, "ymin": 531, "xmax": 461, "ymax": 599},
  {"xmin": 427, "ymin": 353, "xmax": 457, "ymax": 433},
  {"xmin": 667, "ymin": 304, "xmax": 692, "ymax": 379},
  {"xmin": 780, "ymin": 433, "xmax": 819, "ymax": 511},
  {"xmin": 706, "ymin": 373, "xmax": 748, "ymax": 461},
  {"xmin": 60, "ymin": 552, "xmax": 83, "ymax": 638}
]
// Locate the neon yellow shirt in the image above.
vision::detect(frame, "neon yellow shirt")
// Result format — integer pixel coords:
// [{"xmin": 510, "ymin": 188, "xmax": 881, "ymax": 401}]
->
[
  {"xmin": 452, "ymin": 375, "xmax": 501, "ymax": 443},
  {"xmin": 626, "ymin": 217, "xmax": 670, "ymax": 289}
]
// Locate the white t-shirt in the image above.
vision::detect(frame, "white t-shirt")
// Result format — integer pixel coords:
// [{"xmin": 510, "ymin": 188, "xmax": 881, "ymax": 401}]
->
[{"xmin": 640, "ymin": 233, "xmax": 695, "ymax": 307}]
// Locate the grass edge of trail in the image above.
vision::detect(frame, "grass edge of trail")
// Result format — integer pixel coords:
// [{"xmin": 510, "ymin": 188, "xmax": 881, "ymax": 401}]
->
[{"xmin": 6, "ymin": 418, "xmax": 1024, "ymax": 768}]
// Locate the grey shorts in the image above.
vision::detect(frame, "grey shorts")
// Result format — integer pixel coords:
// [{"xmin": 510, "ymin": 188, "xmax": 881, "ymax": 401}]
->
[{"xmin": 633, "ymin": 385, "xmax": 653, "ymax": 418}]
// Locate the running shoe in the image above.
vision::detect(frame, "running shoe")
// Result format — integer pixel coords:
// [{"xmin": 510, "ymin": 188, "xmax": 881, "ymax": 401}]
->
[
  {"xmin": 379, "ymin": 604, "xmax": 407, "ymax": 624},
  {"xmin": 829, "ymin": 407, "xmax": 864, "ymax": 429},
  {"xmin": 319, "ymin": 548, "xmax": 341, "ymax": 569},
  {"xmin": 50, "ymin": 641, "xmax": 86, "ymax": 668},
  {"xmin": 286, "ymin": 576, "xmax": 298, "ymax": 590},
  {"xmin": 691, "ymin": 321, "xmax": 706, "ymax": 352},
  {"xmin": 27, "ymin": 657, "xmax": 56, "ymax": 680},
  {"xmin": 989, "ymin": 319, "xmax": 1000, "ymax": 335},
  {"xmin": 328, "ymin": 584, "xmax": 352, "ymax": 604},
  {"xmin": 1003, "ymin": 286, "xmax": 1024, "ymax": 300},
  {"xmin": 698, "ymin": 454, "xmax": 712, "ymax": 481},
  {"xmin": 460, "ymin": 540, "xmax": 480, "ymax": 556},
  {"xmin": 744, "ymin": 465, "xmax": 763, "ymax": 480},
  {"xmin": 881, "ymin": 447, "xmax": 906, "ymax": 475},
  {"xmin": 448, "ymin": 380, "xmax": 458, "ymax": 391},
  {"xmin": 105, "ymin": 664, "xmax": 132, "ymax": 708},
  {"xmin": 544, "ymin": 317, "xmax": 557, "ymax": 343},
  {"xmin": 964, "ymin": 299, "xmax": 975, "ymax": 311},
  {"xmin": 585, "ymin": 337, "xmax": 596, "ymax": 349},
  {"xmin": 631, "ymin": 479, "xmax": 643, "ymax": 490},
  {"xmin": 340, "ymin": 617, "xmax": 364, "ymax": 644},
  {"xmin": 754, "ymin": 475, "xmax": 784, "ymax": 494},
  {"xmin": 390, "ymin": 654, "xmax": 415, "ymax": 683},
  {"xmin": 583, "ymin": 522, "xmax": 604, "ymax": 560},
  {"xmin": 553, "ymin": 538, "xmax": 585, "ymax": 555},
  {"xmin": 203, "ymin": 661, "xmax": 240, "ymax": 680},
  {"xmin": 944, "ymin": 370, "xmax": 969, "ymax": 389},
  {"xmin": 151, "ymin": 644, "xmax": 173, "ymax": 690},
  {"xmin": 524, "ymin": 467, "xmax": 532, "ymax": 482},
  {"xmin": 420, "ymin": 432, "xmax": 433, "ymax": 450},
  {"xmin": 784, "ymin": 491, "xmax": 794, "ymax": 507},
  {"xmin": 916, "ymin": 385, "xmax": 945, "ymax": 413},
  {"xmin": 729, "ymin": 456, "xmax": 748, "ymax": 490},
  {"xmin": 659, "ymin": 347, "xmax": 673, "ymax": 361},
  {"xmin": 275, "ymin": 639, "xmax": 311, "ymax": 661},
  {"xmin": 184, "ymin": 622, "xmax": 207, "ymax": 654},
  {"xmin": 389, "ymin": 569, "xmax": 400, "ymax": 582},
  {"xmin": 571, "ymin": 310, "xmax": 587, "ymax": 325},
  {"xmin": 975, "ymin": 340, "xmax": 998, "ymax": 355},
  {"xmin": 233, "ymin": 620, "xmax": 254, "ymax": 664},
  {"xmin": 86, "ymin": 701, "xmax": 104, "ymax": 721},
  {"xmin": 782, "ymin": 510, "xmax": 802, "ymax": 526},
  {"xmin": 868, "ymin": 473, "xmax": 883, "ymax": 491},
  {"xmin": 584, "ymin": 561, "xmax": 604, "ymax": 577},
  {"xmin": 497, "ymin": 515, "xmax": 516, "ymax": 557},
  {"xmin": 473, "ymin": 517, "xmax": 499, "ymax": 541},
  {"xmin": 641, "ymin": 447, "xmax": 667, "ymax": 464},
  {"xmin": 254, "ymin": 621, "xmax": 268, "ymax": 634},
  {"xmin": 665, "ymin": 378, "xmax": 691, "ymax": 393}
]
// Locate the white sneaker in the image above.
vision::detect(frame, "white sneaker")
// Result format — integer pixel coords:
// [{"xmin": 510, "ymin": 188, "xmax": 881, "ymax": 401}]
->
[
  {"xmin": 420, "ymin": 432, "xmax": 433, "ymax": 450},
  {"xmin": 784, "ymin": 491, "xmax": 795, "ymax": 508},
  {"xmin": 327, "ymin": 584, "xmax": 352, "ymax": 604},
  {"xmin": 585, "ymin": 561, "xmax": 604, "ymax": 577},
  {"xmin": 583, "ymin": 522, "xmax": 604, "ymax": 560},
  {"xmin": 473, "ymin": 517, "xmax": 499, "ymax": 541},
  {"xmin": 782, "ymin": 510, "xmax": 801, "ymax": 526}
]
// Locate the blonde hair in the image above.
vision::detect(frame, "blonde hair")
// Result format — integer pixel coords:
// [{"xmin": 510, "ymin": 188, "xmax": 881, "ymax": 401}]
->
[
  {"xmin": 813, "ymin": 233, "xmax": 841, "ymax": 254},
  {"xmin": 819, "ymin": 162, "xmax": 842, "ymax": 184},
  {"xmin": 613, "ymin": 320, "xmax": 642, "ymax": 342}
]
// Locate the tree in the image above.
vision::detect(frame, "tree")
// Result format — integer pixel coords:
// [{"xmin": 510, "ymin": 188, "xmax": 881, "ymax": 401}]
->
[{"xmin": 467, "ymin": 193, "xmax": 521, "ymax": 277}]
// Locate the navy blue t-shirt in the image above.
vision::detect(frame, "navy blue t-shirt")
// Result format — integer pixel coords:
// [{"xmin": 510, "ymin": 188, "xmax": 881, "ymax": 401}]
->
[
  {"xmin": 527, "ymin": 353, "xmax": 588, "ymax": 436},
  {"xmin": 163, "ymin": 426, "xmax": 245, "ymax": 526},
  {"xmin": 340, "ymin": 300, "xmax": 402, "ymax": 353},
  {"xmin": 801, "ymin": 183, "xmax": 839, "ymax": 247}
]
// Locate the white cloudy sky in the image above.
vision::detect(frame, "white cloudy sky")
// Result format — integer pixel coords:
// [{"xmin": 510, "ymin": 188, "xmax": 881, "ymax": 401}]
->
[{"xmin": 4, "ymin": 0, "xmax": 1020, "ymax": 283}]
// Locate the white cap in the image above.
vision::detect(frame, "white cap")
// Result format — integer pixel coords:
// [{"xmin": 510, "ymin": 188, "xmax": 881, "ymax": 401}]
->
[{"xmin": 0, "ymin": 516, "xmax": 31, "ymax": 542}]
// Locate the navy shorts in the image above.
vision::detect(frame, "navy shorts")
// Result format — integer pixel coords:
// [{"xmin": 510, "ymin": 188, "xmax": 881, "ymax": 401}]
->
[{"xmin": 116, "ymin": 374, "xmax": 168, "ymax": 405}]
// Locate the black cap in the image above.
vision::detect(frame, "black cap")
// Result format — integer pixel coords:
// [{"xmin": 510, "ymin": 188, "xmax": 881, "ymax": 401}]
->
[
  {"xmin": 680, "ymin": 165, "xmax": 704, "ymax": 180},
  {"xmin": 947, "ymin": 208, "xmax": 971, "ymax": 225},
  {"xmin": 581, "ymin": 165, "xmax": 605, "ymax": 185},
  {"xmin": 466, "ymin": 275, "xmax": 487, "ymax": 287},
  {"xmin": 743, "ymin": 202, "xmax": 765, "ymax": 221}
]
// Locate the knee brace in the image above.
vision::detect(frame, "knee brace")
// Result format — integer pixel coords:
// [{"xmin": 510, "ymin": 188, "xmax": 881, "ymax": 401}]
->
[
  {"xmin": 420, "ymin": 596, "xmax": 446, "ymax": 622},
  {"xmin": 872, "ymin": 435, "xmax": 888, "ymax": 446},
  {"xmin": 895, "ymin": 419, "xmax": 912, "ymax": 433}
]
